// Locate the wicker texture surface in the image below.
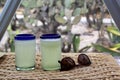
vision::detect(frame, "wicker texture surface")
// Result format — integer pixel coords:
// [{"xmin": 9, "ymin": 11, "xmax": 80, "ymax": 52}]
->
[{"xmin": 0, "ymin": 53, "xmax": 120, "ymax": 80}]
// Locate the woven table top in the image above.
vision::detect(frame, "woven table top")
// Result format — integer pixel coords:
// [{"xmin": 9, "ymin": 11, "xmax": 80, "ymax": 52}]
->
[{"xmin": 0, "ymin": 53, "xmax": 120, "ymax": 80}]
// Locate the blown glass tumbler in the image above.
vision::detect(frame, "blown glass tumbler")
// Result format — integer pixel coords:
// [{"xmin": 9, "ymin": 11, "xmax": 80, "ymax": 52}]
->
[
  {"xmin": 15, "ymin": 34, "xmax": 36, "ymax": 71},
  {"xmin": 40, "ymin": 34, "xmax": 61, "ymax": 70}
]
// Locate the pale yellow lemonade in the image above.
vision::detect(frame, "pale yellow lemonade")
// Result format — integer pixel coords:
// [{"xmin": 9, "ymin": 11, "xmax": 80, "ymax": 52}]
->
[
  {"xmin": 40, "ymin": 39, "xmax": 61, "ymax": 70},
  {"xmin": 15, "ymin": 40, "xmax": 36, "ymax": 70}
]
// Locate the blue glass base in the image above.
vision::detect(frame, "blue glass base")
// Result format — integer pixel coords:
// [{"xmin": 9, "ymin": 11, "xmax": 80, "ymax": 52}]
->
[
  {"xmin": 42, "ymin": 66, "xmax": 60, "ymax": 71},
  {"xmin": 16, "ymin": 66, "xmax": 35, "ymax": 71}
]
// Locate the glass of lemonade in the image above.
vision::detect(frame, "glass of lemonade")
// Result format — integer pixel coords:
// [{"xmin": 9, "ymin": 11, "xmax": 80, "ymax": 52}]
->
[
  {"xmin": 15, "ymin": 34, "xmax": 36, "ymax": 71},
  {"xmin": 40, "ymin": 34, "xmax": 61, "ymax": 70}
]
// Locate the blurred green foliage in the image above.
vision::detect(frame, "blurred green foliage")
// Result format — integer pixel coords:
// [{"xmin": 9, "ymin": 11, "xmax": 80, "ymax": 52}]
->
[{"xmin": 93, "ymin": 26, "xmax": 120, "ymax": 56}]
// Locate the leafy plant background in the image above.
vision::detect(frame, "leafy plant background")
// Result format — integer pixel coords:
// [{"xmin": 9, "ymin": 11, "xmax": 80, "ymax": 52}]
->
[{"xmin": 1, "ymin": 0, "xmax": 119, "ymax": 55}]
